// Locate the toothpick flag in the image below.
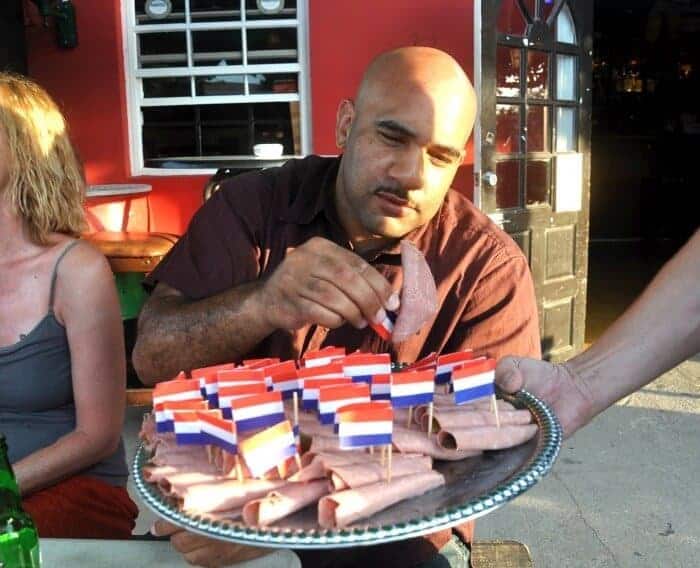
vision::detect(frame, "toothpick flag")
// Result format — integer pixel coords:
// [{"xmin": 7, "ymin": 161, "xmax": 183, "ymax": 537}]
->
[
  {"xmin": 152, "ymin": 379, "xmax": 204, "ymax": 432},
  {"xmin": 197, "ymin": 410, "xmax": 237, "ymax": 454},
  {"xmin": 302, "ymin": 377, "xmax": 352, "ymax": 411},
  {"xmin": 269, "ymin": 364, "xmax": 302, "ymax": 399},
  {"xmin": 217, "ymin": 368, "xmax": 266, "ymax": 389},
  {"xmin": 218, "ymin": 383, "xmax": 267, "ymax": 419},
  {"xmin": 370, "ymin": 374, "xmax": 391, "ymax": 400},
  {"xmin": 369, "ymin": 310, "xmax": 397, "ymax": 342},
  {"xmin": 260, "ymin": 360, "xmax": 298, "ymax": 389},
  {"xmin": 342, "ymin": 353, "xmax": 392, "ymax": 384},
  {"xmin": 230, "ymin": 391, "xmax": 285, "ymax": 432},
  {"xmin": 451, "ymin": 358, "xmax": 497, "ymax": 405},
  {"xmin": 302, "ymin": 347, "xmax": 346, "ymax": 368},
  {"xmin": 318, "ymin": 383, "xmax": 371, "ymax": 425},
  {"xmin": 156, "ymin": 399, "xmax": 208, "ymax": 433},
  {"xmin": 173, "ymin": 410, "xmax": 207, "ymax": 445},
  {"xmin": 239, "ymin": 420, "xmax": 298, "ymax": 478},
  {"xmin": 435, "ymin": 350, "xmax": 475, "ymax": 385},
  {"xmin": 242, "ymin": 357, "xmax": 280, "ymax": 368},
  {"xmin": 336, "ymin": 402, "xmax": 393, "ymax": 449},
  {"xmin": 389, "ymin": 370, "xmax": 436, "ymax": 408}
]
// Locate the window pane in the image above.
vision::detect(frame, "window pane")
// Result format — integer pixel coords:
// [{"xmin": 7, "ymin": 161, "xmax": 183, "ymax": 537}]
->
[
  {"xmin": 142, "ymin": 103, "xmax": 297, "ymax": 165},
  {"xmin": 497, "ymin": 0, "xmax": 527, "ymax": 35},
  {"xmin": 134, "ymin": 0, "xmax": 186, "ymax": 25},
  {"xmin": 192, "ymin": 29, "xmax": 243, "ymax": 66},
  {"xmin": 495, "ymin": 160, "xmax": 521, "ymax": 208},
  {"xmin": 557, "ymin": 4, "xmax": 576, "ymax": 44},
  {"xmin": 142, "ymin": 106, "xmax": 197, "ymax": 161},
  {"xmin": 496, "ymin": 104, "xmax": 521, "ymax": 154},
  {"xmin": 190, "ymin": 0, "xmax": 241, "ymax": 23},
  {"xmin": 196, "ymin": 75, "xmax": 245, "ymax": 96},
  {"xmin": 527, "ymin": 51, "xmax": 549, "ymax": 99},
  {"xmin": 526, "ymin": 159, "xmax": 551, "ymax": 205},
  {"xmin": 497, "ymin": 46, "xmax": 521, "ymax": 98},
  {"xmin": 138, "ymin": 32, "xmax": 187, "ymax": 68},
  {"xmin": 557, "ymin": 55, "xmax": 577, "ymax": 101},
  {"xmin": 526, "ymin": 105, "xmax": 549, "ymax": 152},
  {"xmin": 246, "ymin": 28, "xmax": 298, "ymax": 64},
  {"xmin": 246, "ymin": 0, "xmax": 297, "ymax": 21},
  {"xmin": 249, "ymin": 72, "xmax": 298, "ymax": 94},
  {"xmin": 143, "ymin": 77, "xmax": 191, "ymax": 98},
  {"xmin": 556, "ymin": 107, "xmax": 576, "ymax": 151}
]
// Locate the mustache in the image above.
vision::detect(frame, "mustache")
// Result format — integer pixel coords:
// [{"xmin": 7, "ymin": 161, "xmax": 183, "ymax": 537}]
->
[{"xmin": 373, "ymin": 186, "xmax": 418, "ymax": 209}]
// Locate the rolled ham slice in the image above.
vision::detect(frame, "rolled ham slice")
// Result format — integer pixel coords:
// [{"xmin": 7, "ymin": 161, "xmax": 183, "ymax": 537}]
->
[
  {"xmin": 318, "ymin": 471, "xmax": 445, "ymax": 528},
  {"xmin": 159, "ymin": 471, "xmax": 229, "ymax": 497},
  {"xmin": 437, "ymin": 424, "xmax": 538, "ymax": 451},
  {"xmin": 151, "ymin": 444, "xmax": 210, "ymax": 467},
  {"xmin": 392, "ymin": 241, "xmax": 438, "ymax": 343},
  {"xmin": 242, "ymin": 480, "xmax": 330, "ymax": 527},
  {"xmin": 414, "ymin": 398, "xmax": 517, "ymax": 425},
  {"xmin": 290, "ymin": 452, "xmax": 368, "ymax": 482},
  {"xmin": 329, "ymin": 455, "xmax": 432, "ymax": 491},
  {"xmin": 179, "ymin": 479, "xmax": 286, "ymax": 514},
  {"xmin": 392, "ymin": 426, "xmax": 481, "ymax": 461},
  {"xmin": 309, "ymin": 435, "xmax": 345, "ymax": 454},
  {"xmin": 144, "ymin": 462, "xmax": 220, "ymax": 485},
  {"xmin": 422, "ymin": 409, "xmax": 533, "ymax": 432}
]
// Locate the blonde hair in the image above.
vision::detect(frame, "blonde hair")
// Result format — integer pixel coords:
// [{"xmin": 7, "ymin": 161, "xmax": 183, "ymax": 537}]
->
[{"xmin": 0, "ymin": 73, "xmax": 86, "ymax": 244}]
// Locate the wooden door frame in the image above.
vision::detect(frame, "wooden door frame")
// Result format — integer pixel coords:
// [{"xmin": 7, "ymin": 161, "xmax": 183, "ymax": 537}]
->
[{"xmin": 473, "ymin": 0, "xmax": 594, "ymax": 360}]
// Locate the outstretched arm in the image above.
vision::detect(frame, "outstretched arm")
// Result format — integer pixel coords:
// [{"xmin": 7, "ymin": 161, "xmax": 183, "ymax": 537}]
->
[{"xmin": 498, "ymin": 230, "xmax": 700, "ymax": 437}]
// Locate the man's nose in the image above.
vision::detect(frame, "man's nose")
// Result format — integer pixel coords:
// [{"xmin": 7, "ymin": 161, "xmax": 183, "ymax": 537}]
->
[{"xmin": 389, "ymin": 146, "xmax": 425, "ymax": 190}]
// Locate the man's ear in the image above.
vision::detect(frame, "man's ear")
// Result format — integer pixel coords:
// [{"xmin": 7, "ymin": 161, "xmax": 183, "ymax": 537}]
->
[{"xmin": 335, "ymin": 99, "xmax": 355, "ymax": 149}]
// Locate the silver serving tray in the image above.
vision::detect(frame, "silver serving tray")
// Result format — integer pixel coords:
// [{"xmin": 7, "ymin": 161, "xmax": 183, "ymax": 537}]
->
[{"xmin": 133, "ymin": 390, "xmax": 561, "ymax": 549}]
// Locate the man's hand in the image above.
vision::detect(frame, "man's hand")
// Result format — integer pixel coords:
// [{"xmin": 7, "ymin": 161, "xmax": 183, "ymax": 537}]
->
[
  {"xmin": 152, "ymin": 520, "xmax": 271, "ymax": 567},
  {"xmin": 496, "ymin": 357, "xmax": 596, "ymax": 439},
  {"xmin": 258, "ymin": 237, "xmax": 400, "ymax": 331}
]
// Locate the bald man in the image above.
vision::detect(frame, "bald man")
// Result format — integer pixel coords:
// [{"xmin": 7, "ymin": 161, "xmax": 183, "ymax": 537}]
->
[{"xmin": 135, "ymin": 47, "xmax": 541, "ymax": 567}]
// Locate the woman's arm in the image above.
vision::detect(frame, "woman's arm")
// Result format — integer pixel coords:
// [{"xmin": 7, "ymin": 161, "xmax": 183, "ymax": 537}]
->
[
  {"xmin": 14, "ymin": 243, "xmax": 126, "ymax": 495},
  {"xmin": 497, "ymin": 229, "xmax": 700, "ymax": 438}
]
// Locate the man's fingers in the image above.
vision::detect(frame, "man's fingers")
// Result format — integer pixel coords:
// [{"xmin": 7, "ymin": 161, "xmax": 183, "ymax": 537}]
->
[
  {"xmin": 151, "ymin": 520, "xmax": 180, "ymax": 537},
  {"xmin": 496, "ymin": 356, "xmax": 525, "ymax": 392},
  {"xmin": 301, "ymin": 277, "xmax": 367, "ymax": 329}
]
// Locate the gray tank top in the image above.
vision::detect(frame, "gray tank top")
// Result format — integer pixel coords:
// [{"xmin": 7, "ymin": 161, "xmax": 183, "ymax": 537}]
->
[{"xmin": 0, "ymin": 241, "xmax": 128, "ymax": 487}]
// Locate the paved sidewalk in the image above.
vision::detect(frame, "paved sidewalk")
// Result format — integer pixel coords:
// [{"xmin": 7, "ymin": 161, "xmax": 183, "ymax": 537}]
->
[{"xmin": 125, "ymin": 356, "xmax": 699, "ymax": 567}]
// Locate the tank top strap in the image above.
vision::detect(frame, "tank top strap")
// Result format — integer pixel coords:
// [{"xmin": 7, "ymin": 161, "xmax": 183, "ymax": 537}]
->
[{"xmin": 48, "ymin": 240, "xmax": 81, "ymax": 313}]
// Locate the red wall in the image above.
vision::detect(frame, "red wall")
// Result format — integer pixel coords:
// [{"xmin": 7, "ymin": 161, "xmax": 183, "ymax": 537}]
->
[{"xmin": 24, "ymin": 0, "xmax": 475, "ymax": 235}]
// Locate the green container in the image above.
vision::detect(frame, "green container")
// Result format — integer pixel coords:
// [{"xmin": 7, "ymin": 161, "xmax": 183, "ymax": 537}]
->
[{"xmin": 114, "ymin": 272, "xmax": 148, "ymax": 320}]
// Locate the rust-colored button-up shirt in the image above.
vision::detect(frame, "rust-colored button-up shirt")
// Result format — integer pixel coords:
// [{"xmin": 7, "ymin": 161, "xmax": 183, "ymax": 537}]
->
[{"xmin": 145, "ymin": 155, "xmax": 541, "ymax": 567}]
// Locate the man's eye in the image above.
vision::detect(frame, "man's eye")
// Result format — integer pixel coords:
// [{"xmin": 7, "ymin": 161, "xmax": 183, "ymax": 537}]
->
[
  {"xmin": 430, "ymin": 154, "xmax": 453, "ymax": 167},
  {"xmin": 379, "ymin": 131, "xmax": 402, "ymax": 144}
]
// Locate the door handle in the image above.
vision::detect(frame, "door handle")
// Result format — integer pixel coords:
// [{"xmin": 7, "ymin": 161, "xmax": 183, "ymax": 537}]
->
[{"xmin": 482, "ymin": 171, "xmax": 498, "ymax": 187}]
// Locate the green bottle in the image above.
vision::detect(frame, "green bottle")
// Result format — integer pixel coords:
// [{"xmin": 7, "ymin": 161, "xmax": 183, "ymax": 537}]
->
[
  {"xmin": 54, "ymin": 0, "xmax": 78, "ymax": 49},
  {"xmin": 0, "ymin": 435, "xmax": 41, "ymax": 568}
]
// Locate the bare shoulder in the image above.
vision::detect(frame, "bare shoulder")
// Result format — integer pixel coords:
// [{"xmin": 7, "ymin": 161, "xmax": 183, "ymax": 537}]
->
[{"xmin": 52, "ymin": 239, "xmax": 118, "ymax": 322}]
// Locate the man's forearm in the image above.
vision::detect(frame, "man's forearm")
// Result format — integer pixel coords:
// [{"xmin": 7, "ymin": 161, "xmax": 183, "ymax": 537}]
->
[
  {"xmin": 133, "ymin": 282, "xmax": 276, "ymax": 384},
  {"xmin": 568, "ymin": 230, "xmax": 700, "ymax": 419}
]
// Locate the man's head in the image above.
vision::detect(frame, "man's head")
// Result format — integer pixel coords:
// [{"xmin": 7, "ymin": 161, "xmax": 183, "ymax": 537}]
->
[{"xmin": 334, "ymin": 47, "xmax": 477, "ymax": 245}]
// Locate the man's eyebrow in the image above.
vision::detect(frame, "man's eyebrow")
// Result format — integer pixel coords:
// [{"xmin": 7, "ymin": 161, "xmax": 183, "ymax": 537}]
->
[{"xmin": 375, "ymin": 119, "xmax": 462, "ymax": 161}]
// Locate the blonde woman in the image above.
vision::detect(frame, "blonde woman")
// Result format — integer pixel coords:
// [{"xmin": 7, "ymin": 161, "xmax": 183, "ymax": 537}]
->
[{"xmin": 0, "ymin": 73, "xmax": 137, "ymax": 538}]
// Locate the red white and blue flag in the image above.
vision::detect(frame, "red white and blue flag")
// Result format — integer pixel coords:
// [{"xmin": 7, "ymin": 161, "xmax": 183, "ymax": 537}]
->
[
  {"xmin": 342, "ymin": 352, "xmax": 391, "ymax": 384},
  {"xmin": 298, "ymin": 363, "xmax": 347, "ymax": 409},
  {"xmin": 407, "ymin": 352, "xmax": 438, "ymax": 371},
  {"xmin": 191, "ymin": 363, "xmax": 235, "ymax": 396},
  {"xmin": 435, "ymin": 350, "xmax": 475, "ymax": 385},
  {"xmin": 369, "ymin": 310, "xmax": 397, "ymax": 342},
  {"xmin": 390, "ymin": 370, "xmax": 436, "ymax": 408},
  {"xmin": 452, "ymin": 358, "xmax": 497, "ymax": 405},
  {"xmin": 302, "ymin": 377, "xmax": 352, "ymax": 411},
  {"xmin": 302, "ymin": 346, "xmax": 346, "ymax": 368},
  {"xmin": 197, "ymin": 410, "xmax": 237, "ymax": 454},
  {"xmin": 152, "ymin": 379, "xmax": 204, "ymax": 432},
  {"xmin": 370, "ymin": 374, "xmax": 391, "ymax": 400},
  {"xmin": 173, "ymin": 410, "xmax": 207, "ymax": 445},
  {"xmin": 242, "ymin": 357, "xmax": 280, "ymax": 368},
  {"xmin": 269, "ymin": 364, "xmax": 302, "ymax": 400},
  {"xmin": 156, "ymin": 399, "xmax": 208, "ymax": 433},
  {"xmin": 230, "ymin": 391, "xmax": 285, "ymax": 432},
  {"xmin": 259, "ymin": 360, "xmax": 298, "ymax": 389},
  {"xmin": 336, "ymin": 402, "xmax": 393, "ymax": 449},
  {"xmin": 318, "ymin": 383, "xmax": 371, "ymax": 425},
  {"xmin": 239, "ymin": 420, "xmax": 298, "ymax": 478},
  {"xmin": 218, "ymin": 383, "xmax": 267, "ymax": 419}
]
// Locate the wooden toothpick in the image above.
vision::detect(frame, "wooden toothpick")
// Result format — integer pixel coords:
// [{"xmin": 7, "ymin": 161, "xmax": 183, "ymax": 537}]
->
[
  {"xmin": 406, "ymin": 406, "xmax": 413, "ymax": 429},
  {"xmin": 491, "ymin": 394, "xmax": 501, "ymax": 428},
  {"xmin": 427, "ymin": 402, "xmax": 434, "ymax": 437}
]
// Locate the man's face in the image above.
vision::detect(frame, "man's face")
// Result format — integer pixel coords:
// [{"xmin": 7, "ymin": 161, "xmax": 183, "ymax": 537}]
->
[{"xmin": 335, "ymin": 80, "xmax": 472, "ymax": 241}]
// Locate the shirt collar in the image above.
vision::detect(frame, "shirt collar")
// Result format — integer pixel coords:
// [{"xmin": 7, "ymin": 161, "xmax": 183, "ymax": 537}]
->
[{"xmin": 280, "ymin": 155, "xmax": 437, "ymax": 259}]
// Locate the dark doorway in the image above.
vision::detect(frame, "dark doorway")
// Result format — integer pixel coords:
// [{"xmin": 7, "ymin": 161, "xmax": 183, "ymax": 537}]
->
[
  {"xmin": 587, "ymin": 0, "xmax": 699, "ymax": 342},
  {"xmin": 1, "ymin": 0, "xmax": 27, "ymax": 74}
]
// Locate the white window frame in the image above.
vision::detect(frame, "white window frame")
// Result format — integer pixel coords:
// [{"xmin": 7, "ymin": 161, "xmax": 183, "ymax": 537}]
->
[{"xmin": 121, "ymin": 0, "xmax": 313, "ymax": 176}]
